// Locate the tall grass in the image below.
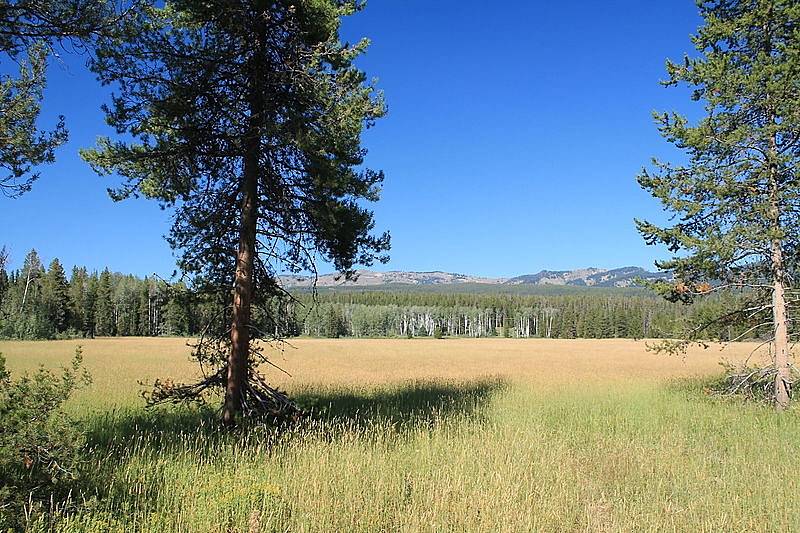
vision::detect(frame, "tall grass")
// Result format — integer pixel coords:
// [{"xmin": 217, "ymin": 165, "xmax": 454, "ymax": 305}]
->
[{"xmin": 3, "ymin": 338, "xmax": 798, "ymax": 531}]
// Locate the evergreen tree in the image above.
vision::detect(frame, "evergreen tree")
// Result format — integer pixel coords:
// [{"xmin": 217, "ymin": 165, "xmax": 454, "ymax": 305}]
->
[
  {"xmin": 324, "ymin": 305, "xmax": 344, "ymax": 339},
  {"xmin": 18, "ymin": 249, "xmax": 42, "ymax": 312},
  {"xmin": 637, "ymin": 0, "xmax": 800, "ymax": 408},
  {"xmin": 0, "ymin": 43, "xmax": 66, "ymax": 197},
  {"xmin": 0, "ymin": 0, "xmax": 140, "ymax": 197},
  {"xmin": 94, "ymin": 269, "xmax": 114, "ymax": 336},
  {"xmin": 0, "ymin": 247, "xmax": 8, "ymax": 309},
  {"xmin": 164, "ymin": 282, "xmax": 192, "ymax": 336},
  {"xmin": 40, "ymin": 258, "xmax": 70, "ymax": 334},
  {"xmin": 4, "ymin": 250, "xmax": 47, "ymax": 338},
  {"xmin": 83, "ymin": 272, "xmax": 98, "ymax": 338},
  {"xmin": 82, "ymin": 0, "xmax": 389, "ymax": 424},
  {"xmin": 68, "ymin": 266, "xmax": 88, "ymax": 334},
  {"xmin": 136, "ymin": 279, "xmax": 151, "ymax": 336}
]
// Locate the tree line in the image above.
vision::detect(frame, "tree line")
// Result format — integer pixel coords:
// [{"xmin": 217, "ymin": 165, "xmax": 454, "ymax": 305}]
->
[
  {"xmin": 294, "ymin": 291, "xmax": 755, "ymax": 341},
  {"xmin": 0, "ymin": 250, "xmax": 760, "ymax": 342},
  {"xmin": 0, "ymin": 249, "xmax": 201, "ymax": 339}
]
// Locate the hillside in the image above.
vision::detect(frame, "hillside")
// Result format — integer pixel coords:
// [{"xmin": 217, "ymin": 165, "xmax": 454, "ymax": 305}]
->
[{"xmin": 279, "ymin": 266, "xmax": 669, "ymax": 290}]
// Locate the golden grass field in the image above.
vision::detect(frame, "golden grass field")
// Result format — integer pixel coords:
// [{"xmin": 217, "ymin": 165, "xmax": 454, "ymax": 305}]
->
[
  {"xmin": 0, "ymin": 337, "xmax": 766, "ymax": 404},
  {"xmin": 2, "ymin": 337, "xmax": 799, "ymax": 532}
]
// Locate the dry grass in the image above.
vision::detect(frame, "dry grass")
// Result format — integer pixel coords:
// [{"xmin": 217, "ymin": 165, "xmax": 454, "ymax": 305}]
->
[
  {"xmin": 2, "ymin": 337, "xmax": 796, "ymax": 532},
  {"xmin": 0, "ymin": 337, "xmax": 764, "ymax": 405}
]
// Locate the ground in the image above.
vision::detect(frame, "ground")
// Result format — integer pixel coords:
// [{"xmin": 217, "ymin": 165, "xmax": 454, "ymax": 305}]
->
[{"xmin": 2, "ymin": 338, "xmax": 798, "ymax": 532}]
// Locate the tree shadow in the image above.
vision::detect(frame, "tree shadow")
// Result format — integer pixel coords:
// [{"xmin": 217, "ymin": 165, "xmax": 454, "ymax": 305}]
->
[
  {"xmin": 84, "ymin": 377, "xmax": 507, "ymax": 451},
  {"xmin": 75, "ymin": 378, "xmax": 507, "ymax": 526},
  {"xmin": 84, "ymin": 404, "xmax": 223, "ymax": 451},
  {"xmin": 293, "ymin": 377, "xmax": 508, "ymax": 432}
]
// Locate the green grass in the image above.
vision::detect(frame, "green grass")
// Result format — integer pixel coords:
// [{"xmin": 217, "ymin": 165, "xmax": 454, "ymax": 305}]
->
[
  {"xmin": 46, "ymin": 383, "xmax": 800, "ymax": 532},
  {"xmin": 4, "ymin": 338, "xmax": 798, "ymax": 532}
]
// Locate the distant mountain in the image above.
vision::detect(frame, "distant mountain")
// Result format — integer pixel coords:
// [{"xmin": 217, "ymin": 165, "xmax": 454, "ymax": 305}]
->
[
  {"xmin": 504, "ymin": 268, "xmax": 606, "ymax": 286},
  {"xmin": 505, "ymin": 266, "xmax": 669, "ymax": 288},
  {"xmin": 278, "ymin": 270, "xmax": 506, "ymax": 288},
  {"xmin": 279, "ymin": 266, "xmax": 669, "ymax": 289}
]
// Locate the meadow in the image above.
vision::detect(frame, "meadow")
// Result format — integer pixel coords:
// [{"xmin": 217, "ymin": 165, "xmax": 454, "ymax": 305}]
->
[{"xmin": 3, "ymin": 337, "xmax": 800, "ymax": 532}]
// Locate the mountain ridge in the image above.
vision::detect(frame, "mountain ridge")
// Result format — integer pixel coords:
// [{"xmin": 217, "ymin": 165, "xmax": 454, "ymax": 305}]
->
[{"xmin": 279, "ymin": 266, "xmax": 669, "ymax": 289}]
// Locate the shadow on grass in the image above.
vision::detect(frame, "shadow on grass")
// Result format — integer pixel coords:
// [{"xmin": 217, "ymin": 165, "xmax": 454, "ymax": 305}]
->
[
  {"xmin": 84, "ymin": 377, "xmax": 508, "ymax": 450},
  {"xmin": 294, "ymin": 377, "xmax": 508, "ymax": 431},
  {"xmin": 68, "ymin": 378, "xmax": 508, "ymax": 529},
  {"xmin": 85, "ymin": 404, "xmax": 219, "ymax": 444}
]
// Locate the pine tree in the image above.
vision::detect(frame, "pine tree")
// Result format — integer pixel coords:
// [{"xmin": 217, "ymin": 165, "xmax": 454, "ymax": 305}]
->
[
  {"xmin": 136, "ymin": 279, "xmax": 151, "ymax": 336},
  {"xmin": 84, "ymin": 272, "xmax": 98, "ymax": 338},
  {"xmin": 94, "ymin": 269, "xmax": 115, "ymax": 336},
  {"xmin": 0, "ymin": 248, "xmax": 8, "ymax": 309},
  {"xmin": 0, "ymin": 0, "xmax": 140, "ymax": 197},
  {"xmin": 164, "ymin": 282, "xmax": 192, "ymax": 336},
  {"xmin": 82, "ymin": 0, "xmax": 389, "ymax": 424},
  {"xmin": 41, "ymin": 258, "xmax": 71, "ymax": 334},
  {"xmin": 68, "ymin": 266, "xmax": 88, "ymax": 334},
  {"xmin": 636, "ymin": 0, "xmax": 800, "ymax": 408},
  {"xmin": 18, "ymin": 249, "xmax": 41, "ymax": 308}
]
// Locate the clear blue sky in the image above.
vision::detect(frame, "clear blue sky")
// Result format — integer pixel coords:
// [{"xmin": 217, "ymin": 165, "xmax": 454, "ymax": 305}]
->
[{"xmin": 0, "ymin": 0, "xmax": 702, "ymax": 278}]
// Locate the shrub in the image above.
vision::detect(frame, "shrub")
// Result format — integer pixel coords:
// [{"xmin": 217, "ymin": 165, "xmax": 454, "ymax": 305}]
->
[{"xmin": 0, "ymin": 347, "xmax": 91, "ymax": 530}]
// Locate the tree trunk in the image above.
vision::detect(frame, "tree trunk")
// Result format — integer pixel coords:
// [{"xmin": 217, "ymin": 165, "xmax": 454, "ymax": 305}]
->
[
  {"xmin": 767, "ymin": 96, "xmax": 790, "ymax": 409},
  {"xmin": 223, "ymin": 4, "xmax": 266, "ymax": 426},
  {"xmin": 223, "ymin": 170, "xmax": 257, "ymax": 425},
  {"xmin": 763, "ymin": 13, "xmax": 790, "ymax": 407},
  {"xmin": 772, "ymin": 241, "xmax": 791, "ymax": 410}
]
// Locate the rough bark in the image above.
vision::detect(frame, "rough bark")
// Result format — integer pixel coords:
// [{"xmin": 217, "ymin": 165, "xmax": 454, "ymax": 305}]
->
[
  {"xmin": 768, "ymin": 167, "xmax": 791, "ymax": 410},
  {"xmin": 223, "ymin": 154, "xmax": 258, "ymax": 425},
  {"xmin": 222, "ymin": 4, "xmax": 266, "ymax": 426},
  {"xmin": 764, "ymin": 5, "xmax": 790, "ymax": 409},
  {"xmin": 767, "ymin": 83, "xmax": 791, "ymax": 409},
  {"xmin": 772, "ymin": 243, "xmax": 791, "ymax": 409}
]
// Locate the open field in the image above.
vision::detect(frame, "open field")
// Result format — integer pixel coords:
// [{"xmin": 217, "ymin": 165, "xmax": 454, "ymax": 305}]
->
[{"xmin": 3, "ymin": 338, "xmax": 800, "ymax": 531}]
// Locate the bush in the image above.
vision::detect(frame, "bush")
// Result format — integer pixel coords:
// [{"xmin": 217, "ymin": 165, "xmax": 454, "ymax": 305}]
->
[
  {"xmin": 0, "ymin": 347, "xmax": 91, "ymax": 530},
  {"xmin": 433, "ymin": 326, "xmax": 444, "ymax": 339}
]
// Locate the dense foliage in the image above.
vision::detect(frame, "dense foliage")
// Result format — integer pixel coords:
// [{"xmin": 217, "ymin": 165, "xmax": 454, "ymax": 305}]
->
[
  {"xmin": 0, "ymin": 347, "xmax": 91, "ymax": 530},
  {"xmin": 0, "ymin": 250, "xmax": 201, "ymax": 339},
  {"xmin": 294, "ymin": 290, "xmax": 757, "ymax": 340},
  {"xmin": 0, "ymin": 249, "xmax": 769, "ymax": 342}
]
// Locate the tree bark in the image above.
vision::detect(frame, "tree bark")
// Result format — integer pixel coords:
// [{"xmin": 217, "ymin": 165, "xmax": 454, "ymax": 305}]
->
[
  {"xmin": 767, "ymin": 92, "xmax": 791, "ymax": 409},
  {"xmin": 770, "ymin": 137, "xmax": 791, "ymax": 409},
  {"xmin": 223, "ymin": 160, "xmax": 258, "ymax": 426},
  {"xmin": 772, "ymin": 246, "xmax": 791, "ymax": 410},
  {"xmin": 769, "ymin": 156, "xmax": 791, "ymax": 410},
  {"xmin": 763, "ymin": 4, "xmax": 790, "ymax": 408},
  {"xmin": 222, "ymin": 3, "xmax": 266, "ymax": 426}
]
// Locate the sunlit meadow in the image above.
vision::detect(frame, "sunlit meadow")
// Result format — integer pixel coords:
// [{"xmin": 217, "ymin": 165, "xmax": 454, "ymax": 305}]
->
[{"xmin": 3, "ymin": 338, "xmax": 799, "ymax": 532}]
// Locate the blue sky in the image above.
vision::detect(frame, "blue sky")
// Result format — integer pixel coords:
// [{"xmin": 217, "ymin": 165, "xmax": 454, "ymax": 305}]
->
[{"xmin": 0, "ymin": 1, "xmax": 702, "ymax": 278}]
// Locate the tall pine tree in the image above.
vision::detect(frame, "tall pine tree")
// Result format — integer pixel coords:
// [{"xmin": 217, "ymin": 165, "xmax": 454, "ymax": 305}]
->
[
  {"xmin": 94, "ymin": 268, "xmax": 115, "ymax": 336},
  {"xmin": 0, "ymin": 247, "xmax": 8, "ymax": 309},
  {"xmin": 41, "ymin": 258, "xmax": 70, "ymax": 334},
  {"xmin": 82, "ymin": 0, "xmax": 389, "ymax": 424},
  {"xmin": 637, "ymin": 0, "xmax": 800, "ymax": 408},
  {"xmin": 68, "ymin": 266, "xmax": 88, "ymax": 335}
]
